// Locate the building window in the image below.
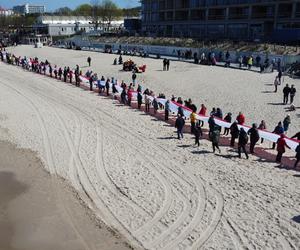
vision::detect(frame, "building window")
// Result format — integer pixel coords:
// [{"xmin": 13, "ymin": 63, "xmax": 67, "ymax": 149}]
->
[{"xmin": 227, "ymin": 24, "xmax": 248, "ymax": 38}]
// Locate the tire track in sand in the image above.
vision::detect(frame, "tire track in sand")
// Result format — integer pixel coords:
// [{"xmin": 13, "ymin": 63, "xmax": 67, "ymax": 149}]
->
[{"xmin": 0, "ymin": 79, "xmax": 94, "ymax": 250}]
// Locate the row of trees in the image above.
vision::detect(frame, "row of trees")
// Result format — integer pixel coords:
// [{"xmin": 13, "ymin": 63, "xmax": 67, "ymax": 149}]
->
[
  {"xmin": 54, "ymin": 0, "xmax": 140, "ymax": 31},
  {"xmin": 54, "ymin": 0, "xmax": 140, "ymax": 19},
  {"xmin": 0, "ymin": 14, "xmax": 38, "ymax": 30}
]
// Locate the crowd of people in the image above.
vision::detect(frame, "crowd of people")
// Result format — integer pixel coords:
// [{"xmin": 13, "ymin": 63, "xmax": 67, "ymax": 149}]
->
[
  {"xmin": 1, "ymin": 48, "xmax": 299, "ymax": 169},
  {"xmin": 173, "ymin": 49, "xmax": 282, "ymax": 74},
  {"xmin": 271, "ymin": 70, "xmax": 297, "ymax": 110}
]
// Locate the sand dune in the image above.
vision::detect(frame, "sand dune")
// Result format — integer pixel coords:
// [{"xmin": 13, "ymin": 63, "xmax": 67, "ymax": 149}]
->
[{"xmin": 0, "ymin": 45, "xmax": 299, "ymax": 249}]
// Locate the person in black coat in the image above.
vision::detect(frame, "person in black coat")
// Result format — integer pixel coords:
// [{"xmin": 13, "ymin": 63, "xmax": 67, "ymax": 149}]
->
[
  {"xmin": 58, "ymin": 67, "xmax": 62, "ymax": 80},
  {"xmin": 175, "ymin": 114, "xmax": 185, "ymax": 139},
  {"xmin": 87, "ymin": 56, "xmax": 91, "ymax": 67},
  {"xmin": 75, "ymin": 68, "xmax": 80, "ymax": 87},
  {"xmin": 283, "ymin": 84, "xmax": 291, "ymax": 104},
  {"xmin": 63, "ymin": 67, "xmax": 67, "ymax": 82},
  {"xmin": 208, "ymin": 115, "xmax": 216, "ymax": 133},
  {"xmin": 295, "ymin": 143, "xmax": 300, "ymax": 168},
  {"xmin": 230, "ymin": 121, "xmax": 239, "ymax": 147},
  {"xmin": 278, "ymin": 69, "xmax": 282, "ymax": 83},
  {"xmin": 194, "ymin": 124, "xmax": 203, "ymax": 147},
  {"xmin": 166, "ymin": 59, "xmax": 170, "ymax": 71},
  {"xmin": 121, "ymin": 88, "xmax": 127, "ymax": 104},
  {"xmin": 137, "ymin": 91, "xmax": 143, "ymax": 109},
  {"xmin": 238, "ymin": 128, "xmax": 249, "ymax": 159},
  {"xmin": 290, "ymin": 85, "xmax": 296, "ymax": 104},
  {"xmin": 163, "ymin": 58, "xmax": 167, "ymax": 71},
  {"xmin": 132, "ymin": 72, "xmax": 137, "ymax": 86},
  {"xmin": 291, "ymin": 132, "xmax": 300, "ymax": 141},
  {"xmin": 105, "ymin": 79, "xmax": 110, "ymax": 96},
  {"xmin": 165, "ymin": 100, "xmax": 170, "ymax": 121},
  {"xmin": 223, "ymin": 112, "xmax": 232, "ymax": 135},
  {"xmin": 247, "ymin": 123, "xmax": 260, "ymax": 153},
  {"xmin": 89, "ymin": 75, "xmax": 93, "ymax": 91}
]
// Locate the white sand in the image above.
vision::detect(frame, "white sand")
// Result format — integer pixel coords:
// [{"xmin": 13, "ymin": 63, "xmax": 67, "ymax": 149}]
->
[{"xmin": 0, "ymin": 45, "xmax": 299, "ymax": 249}]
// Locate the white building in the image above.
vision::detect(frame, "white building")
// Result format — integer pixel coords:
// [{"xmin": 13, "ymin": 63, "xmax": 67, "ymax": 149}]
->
[
  {"xmin": 33, "ymin": 16, "xmax": 124, "ymax": 37},
  {"xmin": 0, "ymin": 7, "xmax": 14, "ymax": 16},
  {"xmin": 13, "ymin": 3, "xmax": 45, "ymax": 15},
  {"xmin": 33, "ymin": 16, "xmax": 94, "ymax": 36}
]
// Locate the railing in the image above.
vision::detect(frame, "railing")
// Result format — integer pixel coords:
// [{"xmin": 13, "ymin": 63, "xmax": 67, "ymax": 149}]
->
[
  {"xmin": 208, "ymin": 14, "xmax": 226, "ymax": 20},
  {"xmin": 251, "ymin": 13, "xmax": 274, "ymax": 19},
  {"xmin": 228, "ymin": 14, "xmax": 249, "ymax": 19},
  {"xmin": 196, "ymin": 0, "xmax": 276, "ymax": 7},
  {"xmin": 277, "ymin": 12, "xmax": 292, "ymax": 18},
  {"xmin": 190, "ymin": 15, "xmax": 206, "ymax": 20}
]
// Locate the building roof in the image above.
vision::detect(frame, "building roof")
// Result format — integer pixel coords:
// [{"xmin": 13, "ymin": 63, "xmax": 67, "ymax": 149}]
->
[
  {"xmin": 37, "ymin": 16, "xmax": 92, "ymax": 25},
  {"xmin": 37, "ymin": 16, "xmax": 124, "ymax": 26}
]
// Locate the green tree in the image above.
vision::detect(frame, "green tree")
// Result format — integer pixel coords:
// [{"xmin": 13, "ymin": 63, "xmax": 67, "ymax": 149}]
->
[
  {"xmin": 54, "ymin": 7, "xmax": 72, "ymax": 16},
  {"xmin": 123, "ymin": 7, "xmax": 140, "ymax": 18},
  {"xmin": 100, "ymin": 0, "xmax": 123, "ymax": 30},
  {"xmin": 73, "ymin": 4, "xmax": 92, "ymax": 16}
]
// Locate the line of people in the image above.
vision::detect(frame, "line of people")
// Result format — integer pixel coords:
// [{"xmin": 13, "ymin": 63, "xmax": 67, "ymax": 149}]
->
[{"xmin": 172, "ymin": 101, "xmax": 299, "ymax": 168}]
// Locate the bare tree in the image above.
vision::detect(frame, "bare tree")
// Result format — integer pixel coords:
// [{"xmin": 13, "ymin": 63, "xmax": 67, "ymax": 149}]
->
[
  {"xmin": 90, "ymin": 0, "xmax": 102, "ymax": 31},
  {"xmin": 90, "ymin": 0, "xmax": 122, "ymax": 31}
]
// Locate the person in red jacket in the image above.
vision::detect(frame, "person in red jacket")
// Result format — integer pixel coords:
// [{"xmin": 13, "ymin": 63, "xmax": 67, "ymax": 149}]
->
[
  {"xmin": 236, "ymin": 112, "xmax": 245, "ymax": 125},
  {"xmin": 127, "ymin": 88, "xmax": 133, "ymax": 106},
  {"xmin": 276, "ymin": 134, "xmax": 290, "ymax": 163},
  {"xmin": 198, "ymin": 104, "xmax": 207, "ymax": 127},
  {"xmin": 69, "ymin": 70, "xmax": 73, "ymax": 83}
]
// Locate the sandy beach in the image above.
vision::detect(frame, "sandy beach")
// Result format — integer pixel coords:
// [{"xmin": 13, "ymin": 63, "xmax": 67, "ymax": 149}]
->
[
  {"xmin": 0, "ymin": 140, "xmax": 133, "ymax": 250},
  {"xmin": 0, "ymin": 45, "xmax": 299, "ymax": 249}
]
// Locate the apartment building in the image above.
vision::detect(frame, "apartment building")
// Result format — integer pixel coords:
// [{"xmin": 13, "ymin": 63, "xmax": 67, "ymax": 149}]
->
[
  {"xmin": 141, "ymin": 0, "xmax": 300, "ymax": 40},
  {"xmin": 13, "ymin": 3, "xmax": 45, "ymax": 15},
  {"xmin": 0, "ymin": 7, "xmax": 14, "ymax": 16}
]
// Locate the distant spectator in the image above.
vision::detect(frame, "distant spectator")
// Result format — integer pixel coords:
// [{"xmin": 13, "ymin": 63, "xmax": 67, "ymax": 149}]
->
[
  {"xmin": 283, "ymin": 84, "xmax": 291, "ymax": 104},
  {"xmin": 290, "ymin": 85, "xmax": 296, "ymax": 104},
  {"xmin": 274, "ymin": 76, "xmax": 279, "ymax": 93},
  {"xmin": 278, "ymin": 69, "xmax": 282, "ymax": 84},
  {"xmin": 87, "ymin": 56, "xmax": 91, "ymax": 67}
]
